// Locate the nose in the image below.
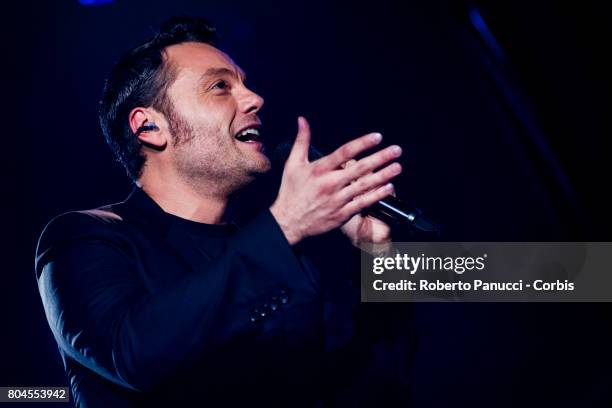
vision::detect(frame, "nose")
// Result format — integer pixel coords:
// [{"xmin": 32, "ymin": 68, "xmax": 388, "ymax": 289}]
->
[{"xmin": 239, "ymin": 86, "xmax": 264, "ymax": 115}]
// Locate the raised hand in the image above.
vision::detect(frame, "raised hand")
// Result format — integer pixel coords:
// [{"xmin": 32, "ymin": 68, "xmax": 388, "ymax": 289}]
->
[{"xmin": 270, "ymin": 116, "xmax": 402, "ymax": 245}]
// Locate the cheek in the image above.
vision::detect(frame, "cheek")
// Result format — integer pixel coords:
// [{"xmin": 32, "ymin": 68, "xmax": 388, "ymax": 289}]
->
[
  {"xmin": 176, "ymin": 98, "xmax": 237, "ymax": 141},
  {"xmin": 200, "ymin": 102, "xmax": 235, "ymax": 130}
]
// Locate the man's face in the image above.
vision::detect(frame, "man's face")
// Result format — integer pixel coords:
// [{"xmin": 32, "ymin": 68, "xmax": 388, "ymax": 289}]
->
[{"xmin": 162, "ymin": 42, "xmax": 270, "ymax": 195}]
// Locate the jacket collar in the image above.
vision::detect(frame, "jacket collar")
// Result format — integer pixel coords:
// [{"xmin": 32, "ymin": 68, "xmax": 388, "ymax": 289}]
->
[
  {"xmin": 116, "ymin": 186, "xmax": 238, "ymax": 263},
  {"xmin": 116, "ymin": 186, "xmax": 238, "ymax": 236},
  {"xmin": 115, "ymin": 186, "xmax": 174, "ymax": 235}
]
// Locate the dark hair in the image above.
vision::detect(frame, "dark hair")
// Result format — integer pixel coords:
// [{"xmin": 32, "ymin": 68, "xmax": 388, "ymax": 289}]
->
[{"xmin": 99, "ymin": 16, "xmax": 216, "ymax": 181}]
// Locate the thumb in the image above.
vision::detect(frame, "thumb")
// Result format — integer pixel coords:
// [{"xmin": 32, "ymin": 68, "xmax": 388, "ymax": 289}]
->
[{"xmin": 287, "ymin": 116, "xmax": 311, "ymax": 163}]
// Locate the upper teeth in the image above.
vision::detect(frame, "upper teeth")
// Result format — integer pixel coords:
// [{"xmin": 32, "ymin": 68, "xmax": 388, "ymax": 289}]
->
[{"xmin": 238, "ymin": 128, "xmax": 260, "ymax": 138}]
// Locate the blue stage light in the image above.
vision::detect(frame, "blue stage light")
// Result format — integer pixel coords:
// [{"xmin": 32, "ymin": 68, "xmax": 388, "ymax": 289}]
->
[
  {"xmin": 468, "ymin": 7, "xmax": 504, "ymax": 63},
  {"xmin": 78, "ymin": 0, "xmax": 114, "ymax": 6}
]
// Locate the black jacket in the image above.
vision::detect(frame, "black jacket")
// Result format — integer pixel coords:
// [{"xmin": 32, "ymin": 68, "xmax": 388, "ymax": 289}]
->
[
  {"xmin": 35, "ymin": 187, "xmax": 411, "ymax": 407},
  {"xmin": 36, "ymin": 189, "xmax": 410, "ymax": 408}
]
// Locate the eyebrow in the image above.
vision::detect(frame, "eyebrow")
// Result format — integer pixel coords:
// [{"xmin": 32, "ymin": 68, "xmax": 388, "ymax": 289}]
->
[{"xmin": 198, "ymin": 67, "xmax": 247, "ymax": 85}]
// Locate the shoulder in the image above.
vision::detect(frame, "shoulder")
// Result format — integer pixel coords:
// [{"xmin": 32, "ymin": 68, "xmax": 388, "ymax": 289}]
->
[
  {"xmin": 39, "ymin": 205, "xmax": 123, "ymax": 243},
  {"xmin": 35, "ymin": 204, "xmax": 128, "ymax": 270}
]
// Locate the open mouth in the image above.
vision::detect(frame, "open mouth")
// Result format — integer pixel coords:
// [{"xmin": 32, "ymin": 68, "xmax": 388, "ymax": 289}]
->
[{"xmin": 235, "ymin": 126, "xmax": 262, "ymax": 143}]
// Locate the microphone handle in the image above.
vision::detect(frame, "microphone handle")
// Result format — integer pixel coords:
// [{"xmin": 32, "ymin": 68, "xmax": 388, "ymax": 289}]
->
[{"xmin": 365, "ymin": 195, "xmax": 441, "ymax": 234}]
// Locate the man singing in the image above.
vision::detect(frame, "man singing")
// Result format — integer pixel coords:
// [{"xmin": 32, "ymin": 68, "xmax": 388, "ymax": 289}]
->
[{"xmin": 36, "ymin": 16, "xmax": 407, "ymax": 407}]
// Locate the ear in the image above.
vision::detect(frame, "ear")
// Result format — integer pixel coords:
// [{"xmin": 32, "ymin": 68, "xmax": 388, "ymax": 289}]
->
[{"xmin": 129, "ymin": 107, "xmax": 168, "ymax": 149}]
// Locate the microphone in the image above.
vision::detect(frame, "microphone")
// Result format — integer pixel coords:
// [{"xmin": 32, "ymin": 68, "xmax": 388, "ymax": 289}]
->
[{"xmin": 272, "ymin": 140, "xmax": 441, "ymax": 234}]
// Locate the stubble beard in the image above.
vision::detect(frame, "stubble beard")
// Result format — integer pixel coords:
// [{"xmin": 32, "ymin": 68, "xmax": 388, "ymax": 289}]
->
[{"xmin": 166, "ymin": 107, "xmax": 270, "ymax": 198}]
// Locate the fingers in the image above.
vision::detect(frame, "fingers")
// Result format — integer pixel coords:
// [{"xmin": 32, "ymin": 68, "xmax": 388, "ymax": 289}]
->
[
  {"xmin": 336, "ymin": 144, "xmax": 402, "ymax": 185},
  {"xmin": 341, "ymin": 159, "xmax": 357, "ymax": 170},
  {"xmin": 338, "ymin": 162, "xmax": 402, "ymax": 202},
  {"xmin": 287, "ymin": 116, "xmax": 312, "ymax": 164},
  {"xmin": 342, "ymin": 183, "xmax": 395, "ymax": 216},
  {"xmin": 316, "ymin": 132, "xmax": 383, "ymax": 171}
]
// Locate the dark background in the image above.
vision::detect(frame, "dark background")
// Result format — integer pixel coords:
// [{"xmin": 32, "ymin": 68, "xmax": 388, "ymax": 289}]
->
[{"xmin": 3, "ymin": 0, "xmax": 611, "ymax": 406}]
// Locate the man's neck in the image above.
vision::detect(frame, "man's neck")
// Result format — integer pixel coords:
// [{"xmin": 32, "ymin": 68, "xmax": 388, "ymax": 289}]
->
[{"xmin": 138, "ymin": 176, "xmax": 228, "ymax": 225}]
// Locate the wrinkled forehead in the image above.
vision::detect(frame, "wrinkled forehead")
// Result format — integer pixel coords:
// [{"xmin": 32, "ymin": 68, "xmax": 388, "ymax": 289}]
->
[{"xmin": 164, "ymin": 42, "xmax": 245, "ymax": 82}]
